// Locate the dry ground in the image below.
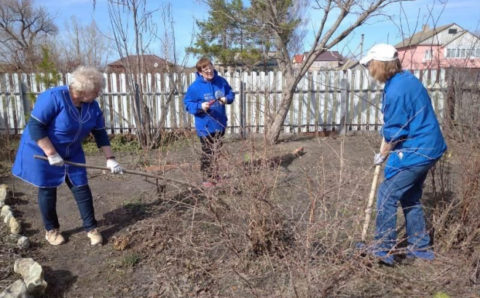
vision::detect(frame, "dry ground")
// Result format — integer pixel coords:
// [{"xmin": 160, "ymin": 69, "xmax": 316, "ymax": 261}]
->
[{"xmin": 0, "ymin": 134, "xmax": 478, "ymax": 297}]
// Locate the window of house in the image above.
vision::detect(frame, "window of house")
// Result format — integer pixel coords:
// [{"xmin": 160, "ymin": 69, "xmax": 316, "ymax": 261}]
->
[
  {"xmin": 461, "ymin": 49, "xmax": 466, "ymax": 57},
  {"xmin": 424, "ymin": 49, "xmax": 432, "ymax": 60},
  {"xmin": 446, "ymin": 48, "xmax": 453, "ymax": 58},
  {"xmin": 476, "ymin": 48, "xmax": 480, "ymax": 57}
]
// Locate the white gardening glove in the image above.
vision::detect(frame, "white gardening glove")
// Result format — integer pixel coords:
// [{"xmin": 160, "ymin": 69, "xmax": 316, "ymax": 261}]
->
[
  {"xmin": 47, "ymin": 153, "xmax": 64, "ymax": 166},
  {"xmin": 106, "ymin": 159, "xmax": 124, "ymax": 174},
  {"xmin": 373, "ymin": 153, "xmax": 387, "ymax": 165},
  {"xmin": 218, "ymin": 97, "xmax": 226, "ymax": 104},
  {"xmin": 201, "ymin": 102, "xmax": 210, "ymax": 112}
]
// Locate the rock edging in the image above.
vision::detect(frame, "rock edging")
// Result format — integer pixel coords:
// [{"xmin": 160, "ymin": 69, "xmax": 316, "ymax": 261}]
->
[{"xmin": 0, "ymin": 185, "xmax": 47, "ymax": 298}]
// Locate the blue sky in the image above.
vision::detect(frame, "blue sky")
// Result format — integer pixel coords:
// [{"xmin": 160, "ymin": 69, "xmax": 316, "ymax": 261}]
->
[{"xmin": 40, "ymin": 0, "xmax": 480, "ymax": 66}]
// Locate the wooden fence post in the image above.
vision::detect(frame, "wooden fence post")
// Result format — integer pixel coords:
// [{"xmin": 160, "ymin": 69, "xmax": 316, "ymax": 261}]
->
[
  {"xmin": 240, "ymin": 81, "xmax": 246, "ymax": 139},
  {"xmin": 20, "ymin": 81, "xmax": 31, "ymax": 121},
  {"xmin": 339, "ymin": 76, "xmax": 349, "ymax": 135}
]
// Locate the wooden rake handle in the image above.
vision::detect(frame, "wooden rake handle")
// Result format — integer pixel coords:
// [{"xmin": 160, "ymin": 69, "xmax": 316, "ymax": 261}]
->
[
  {"xmin": 361, "ymin": 139, "xmax": 385, "ymax": 242},
  {"xmin": 33, "ymin": 155, "xmax": 196, "ymax": 188}
]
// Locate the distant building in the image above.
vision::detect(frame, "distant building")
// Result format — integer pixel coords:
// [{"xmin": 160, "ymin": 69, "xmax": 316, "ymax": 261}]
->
[
  {"xmin": 106, "ymin": 55, "xmax": 177, "ymax": 73},
  {"xmin": 293, "ymin": 51, "xmax": 345, "ymax": 71},
  {"xmin": 214, "ymin": 52, "xmax": 279, "ymax": 72},
  {"xmin": 396, "ymin": 23, "xmax": 480, "ymax": 70}
]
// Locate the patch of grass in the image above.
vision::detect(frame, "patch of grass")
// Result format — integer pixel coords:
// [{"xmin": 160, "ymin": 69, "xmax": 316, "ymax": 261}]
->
[
  {"xmin": 123, "ymin": 198, "xmax": 147, "ymax": 216},
  {"xmin": 83, "ymin": 134, "xmax": 140, "ymax": 155},
  {"xmin": 121, "ymin": 253, "xmax": 141, "ymax": 268}
]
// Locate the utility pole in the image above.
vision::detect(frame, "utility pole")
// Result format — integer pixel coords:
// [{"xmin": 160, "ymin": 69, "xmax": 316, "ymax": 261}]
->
[{"xmin": 360, "ymin": 34, "xmax": 364, "ymax": 58}]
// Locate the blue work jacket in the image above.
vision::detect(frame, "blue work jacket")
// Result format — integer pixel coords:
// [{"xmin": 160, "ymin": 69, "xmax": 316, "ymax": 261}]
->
[
  {"xmin": 183, "ymin": 71, "xmax": 234, "ymax": 137},
  {"xmin": 12, "ymin": 86, "xmax": 106, "ymax": 187},
  {"xmin": 381, "ymin": 71, "xmax": 447, "ymax": 179}
]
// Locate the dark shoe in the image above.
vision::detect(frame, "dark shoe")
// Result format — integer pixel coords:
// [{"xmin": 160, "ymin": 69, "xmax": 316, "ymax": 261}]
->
[
  {"xmin": 355, "ymin": 242, "xmax": 394, "ymax": 266},
  {"xmin": 406, "ymin": 246, "xmax": 435, "ymax": 261},
  {"xmin": 372, "ymin": 250, "xmax": 394, "ymax": 266}
]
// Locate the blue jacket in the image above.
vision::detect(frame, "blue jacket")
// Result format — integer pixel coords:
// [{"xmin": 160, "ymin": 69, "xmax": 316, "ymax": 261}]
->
[
  {"xmin": 382, "ymin": 71, "xmax": 447, "ymax": 179},
  {"xmin": 12, "ymin": 86, "xmax": 106, "ymax": 187},
  {"xmin": 183, "ymin": 71, "xmax": 234, "ymax": 137}
]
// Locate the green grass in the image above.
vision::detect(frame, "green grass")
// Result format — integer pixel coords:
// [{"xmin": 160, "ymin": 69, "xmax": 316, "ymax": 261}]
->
[
  {"xmin": 121, "ymin": 253, "xmax": 141, "ymax": 268},
  {"xmin": 83, "ymin": 135, "xmax": 141, "ymax": 155}
]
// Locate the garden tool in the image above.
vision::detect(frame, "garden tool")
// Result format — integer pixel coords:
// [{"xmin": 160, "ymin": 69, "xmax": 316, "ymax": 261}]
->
[
  {"xmin": 357, "ymin": 138, "xmax": 386, "ymax": 248},
  {"xmin": 34, "ymin": 155, "xmax": 196, "ymax": 188}
]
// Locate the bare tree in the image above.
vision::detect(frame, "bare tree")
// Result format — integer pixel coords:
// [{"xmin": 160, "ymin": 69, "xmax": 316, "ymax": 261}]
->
[
  {"xmin": 106, "ymin": 0, "xmax": 191, "ymax": 149},
  {"xmin": 56, "ymin": 18, "xmax": 113, "ymax": 72},
  {"xmin": 150, "ymin": 3, "xmax": 193, "ymax": 145},
  {"xmin": 106, "ymin": 0, "xmax": 156, "ymax": 148},
  {"xmin": 248, "ymin": 0, "xmax": 406, "ymax": 144},
  {"xmin": 0, "ymin": 0, "xmax": 57, "ymax": 71}
]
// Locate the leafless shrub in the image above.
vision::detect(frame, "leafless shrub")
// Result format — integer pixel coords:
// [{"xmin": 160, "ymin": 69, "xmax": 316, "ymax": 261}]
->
[{"xmin": 428, "ymin": 67, "xmax": 480, "ymax": 252}]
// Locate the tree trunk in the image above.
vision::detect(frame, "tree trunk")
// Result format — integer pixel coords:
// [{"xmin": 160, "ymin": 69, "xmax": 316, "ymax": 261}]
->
[{"xmin": 265, "ymin": 84, "xmax": 295, "ymax": 145}]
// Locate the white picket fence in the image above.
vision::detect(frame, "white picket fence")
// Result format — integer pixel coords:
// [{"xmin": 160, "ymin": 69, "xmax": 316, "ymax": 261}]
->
[{"xmin": 0, "ymin": 69, "xmax": 448, "ymax": 135}]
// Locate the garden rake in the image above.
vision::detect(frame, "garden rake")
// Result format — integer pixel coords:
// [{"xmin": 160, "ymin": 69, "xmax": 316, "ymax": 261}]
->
[{"xmin": 34, "ymin": 155, "xmax": 196, "ymax": 188}]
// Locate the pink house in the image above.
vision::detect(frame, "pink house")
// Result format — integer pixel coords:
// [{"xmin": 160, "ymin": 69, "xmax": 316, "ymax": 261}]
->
[{"xmin": 396, "ymin": 23, "xmax": 480, "ymax": 70}]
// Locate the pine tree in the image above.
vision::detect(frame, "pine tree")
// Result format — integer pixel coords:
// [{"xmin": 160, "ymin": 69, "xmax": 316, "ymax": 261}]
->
[
  {"xmin": 187, "ymin": 0, "xmax": 263, "ymax": 69},
  {"xmin": 36, "ymin": 46, "xmax": 62, "ymax": 89}
]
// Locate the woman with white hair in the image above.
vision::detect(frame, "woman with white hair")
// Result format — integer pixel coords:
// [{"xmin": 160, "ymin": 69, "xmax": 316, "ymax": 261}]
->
[{"xmin": 12, "ymin": 66, "xmax": 123, "ymax": 246}]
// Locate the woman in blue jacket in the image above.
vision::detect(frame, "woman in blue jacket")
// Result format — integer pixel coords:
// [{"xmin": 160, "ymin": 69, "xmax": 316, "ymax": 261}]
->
[
  {"xmin": 183, "ymin": 57, "xmax": 234, "ymax": 188},
  {"xmin": 360, "ymin": 44, "xmax": 447, "ymax": 265},
  {"xmin": 12, "ymin": 66, "xmax": 124, "ymax": 246}
]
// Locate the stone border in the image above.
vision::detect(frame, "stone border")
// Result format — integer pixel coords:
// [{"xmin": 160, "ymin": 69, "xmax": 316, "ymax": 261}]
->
[
  {"xmin": 0, "ymin": 184, "xmax": 47, "ymax": 297},
  {"xmin": 0, "ymin": 184, "xmax": 28, "ymax": 248}
]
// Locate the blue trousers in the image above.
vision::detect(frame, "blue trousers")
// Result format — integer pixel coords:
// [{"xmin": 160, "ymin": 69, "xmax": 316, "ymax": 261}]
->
[
  {"xmin": 374, "ymin": 162, "xmax": 434, "ymax": 252},
  {"xmin": 38, "ymin": 176, "xmax": 97, "ymax": 232}
]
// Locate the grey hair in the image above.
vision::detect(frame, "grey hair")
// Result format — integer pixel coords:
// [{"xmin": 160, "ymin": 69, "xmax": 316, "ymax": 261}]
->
[{"xmin": 69, "ymin": 66, "xmax": 105, "ymax": 94}]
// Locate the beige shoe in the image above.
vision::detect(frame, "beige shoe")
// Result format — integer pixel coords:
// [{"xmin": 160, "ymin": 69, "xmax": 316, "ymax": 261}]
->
[
  {"xmin": 45, "ymin": 229, "xmax": 65, "ymax": 246},
  {"xmin": 87, "ymin": 229, "xmax": 103, "ymax": 246}
]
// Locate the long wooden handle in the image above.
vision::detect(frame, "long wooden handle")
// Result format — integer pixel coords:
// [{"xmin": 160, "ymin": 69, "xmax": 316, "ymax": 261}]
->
[
  {"xmin": 361, "ymin": 139, "xmax": 385, "ymax": 242},
  {"xmin": 33, "ymin": 155, "xmax": 196, "ymax": 187}
]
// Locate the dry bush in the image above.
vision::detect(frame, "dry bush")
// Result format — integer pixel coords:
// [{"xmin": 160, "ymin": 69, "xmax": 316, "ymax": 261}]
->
[
  {"xmin": 119, "ymin": 135, "xmax": 390, "ymax": 296},
  {"xmin": 429, "ymin": 69, "xmax": 480, "ymax": 252},
  {"xmin": 113, "ymin": 97, "xmax": 480, "ymax": 296}
]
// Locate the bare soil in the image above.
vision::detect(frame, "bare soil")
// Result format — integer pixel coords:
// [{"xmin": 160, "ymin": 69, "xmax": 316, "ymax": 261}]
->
[{"xmin": 0, "ymin": 134, "xmax": 477, "ymax": 297}]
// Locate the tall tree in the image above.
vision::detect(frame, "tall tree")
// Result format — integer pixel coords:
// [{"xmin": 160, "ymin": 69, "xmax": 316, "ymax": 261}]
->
[
  {"xmin": 247, "ymin": 0, "xmax": 406, "ymax": 144},
  {"xmin": 0, "ymin": 0, "xmax": 57, "ymax": 71},
  {"xmin": 188, "ymin": 0, "xmax": 263, "ymax": 68}
]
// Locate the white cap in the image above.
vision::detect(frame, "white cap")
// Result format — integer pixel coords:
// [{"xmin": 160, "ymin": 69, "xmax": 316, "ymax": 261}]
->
[{"xmin": 360, "ymin": 43, "xmax": 398, "ymax": 66}]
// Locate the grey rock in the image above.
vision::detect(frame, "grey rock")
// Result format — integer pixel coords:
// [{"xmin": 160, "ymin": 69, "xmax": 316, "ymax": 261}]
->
[
  {"xmin": 0, "ymin": 279, "xmax": 28, "ymax": 298},
  {"xmin": 1, "ymin": 205, "xmax": 12, "ymax": 219},
  {"xmin": 4, "ymin": 212, "xmax": 13, "ymax": 224},
  {"xmin": 0, "ymin": 184, "xmax": 7, "ymax": 204},
  {"xmin": 13, "ymin": 258, "xmax": 47, "ymax": 296},
  {"xmin": 17, "ymin": 236, "xmax": 30, "ymax": 250},
  {"xmin": 9, "ymin": 217, "xmax": 21, "ymax": 234}
]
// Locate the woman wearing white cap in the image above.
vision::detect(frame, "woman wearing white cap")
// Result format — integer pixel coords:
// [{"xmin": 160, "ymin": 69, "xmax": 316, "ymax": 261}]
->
[{"xmin": 360, "ymin": 44, "xmax": 447, "ymax": 265}]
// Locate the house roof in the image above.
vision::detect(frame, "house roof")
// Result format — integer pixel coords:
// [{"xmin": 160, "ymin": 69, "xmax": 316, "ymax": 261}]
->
[
  {"xmin": 107, "ymin": 55, "xmax": 169, "ymax": 68},
  {"xmin": 314, "ymin": 51, "xmax": 343, "ymax": 62},
  {"xmin": 395, "ymin": 23, "xmax": 455, "ymax": 48},
  {"xmin": 293, "ymin": 54, "xmax": 304, "ymax": 63},
  {"xmin": 293, "ymin": 51, "xmax": 344, "ymax": 63}
]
